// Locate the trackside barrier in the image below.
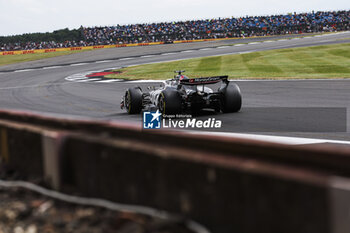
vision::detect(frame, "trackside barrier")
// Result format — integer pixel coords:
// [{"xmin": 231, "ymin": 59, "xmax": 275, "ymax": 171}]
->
[
  {"xmin": 0, "ymin": 42, "xmax": 166, "ymax": 55},
  {"xmin": 0, "ymin": 109, "xmax": 350, "ymax": 233},
  {"xmin": 0, "ymin": 36, "xmax": 268, "ymax": 55},
  {"xmin": 1, "ymin": 32, "xmax": 327, "ymax": 56},
  {"xmin": 0, "ymin": 39, "xmax": 236, "ymax": 55},
  {"xmin": 0, "ymin": 37, "xmax": 239, "ymax": 55}
]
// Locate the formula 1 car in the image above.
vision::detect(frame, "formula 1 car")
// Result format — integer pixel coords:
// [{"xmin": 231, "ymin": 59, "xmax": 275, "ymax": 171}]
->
[{"xmin": 120, "ymin": 71, "xmax": 242, "ymax": 114}]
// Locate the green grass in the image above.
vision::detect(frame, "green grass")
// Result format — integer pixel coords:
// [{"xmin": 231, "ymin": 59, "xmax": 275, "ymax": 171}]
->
[
  {"xmin": 0, "ymin": 50, "xmax": 87, "ymax": 66},
  {"xmin": 107, "ymin": 43, "xmax": 350, "ymax": 80}
]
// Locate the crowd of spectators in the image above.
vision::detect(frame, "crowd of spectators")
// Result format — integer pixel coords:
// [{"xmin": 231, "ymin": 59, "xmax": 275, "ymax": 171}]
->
[
  {"xmin": 1, "ymin": 10, "xmax": 349, "ymax": 51},
  {"xmin": 82, "ymin": 10, "xmax": 350, "ymax": 44},
  {"xmin": 0, "ymin": 40, "xmax": 89, "ymax": 51}
]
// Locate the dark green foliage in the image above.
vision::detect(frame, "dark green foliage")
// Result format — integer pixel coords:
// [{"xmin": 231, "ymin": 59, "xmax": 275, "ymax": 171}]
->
[{"xmin": 0, "ymin": 28, "xmax": 83, "ymax": 44}]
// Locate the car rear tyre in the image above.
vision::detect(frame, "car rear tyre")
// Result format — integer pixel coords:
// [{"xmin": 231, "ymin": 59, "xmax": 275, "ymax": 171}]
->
[
  {"xmin": 221, "ymin": 83, "xmax": 242, "ymax": 113},
  {"xmin": 159, "ymin": 90, "xmax": 182, "ymax": 114},
  {"xmin": 125, "ymin": 88, "xmax": 143, "ymax": 114}
]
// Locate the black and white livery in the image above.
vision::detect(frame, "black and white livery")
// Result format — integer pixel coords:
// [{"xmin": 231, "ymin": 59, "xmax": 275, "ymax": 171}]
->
[{"xmin": 120, "ymin": 71, "xmax": 242, "ymax": 114}]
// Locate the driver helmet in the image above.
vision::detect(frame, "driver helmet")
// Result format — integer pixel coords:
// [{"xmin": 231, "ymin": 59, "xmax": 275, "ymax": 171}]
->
[{"xmin": 179, "ymin": 75, "xmax": 189, "ymax": 81}]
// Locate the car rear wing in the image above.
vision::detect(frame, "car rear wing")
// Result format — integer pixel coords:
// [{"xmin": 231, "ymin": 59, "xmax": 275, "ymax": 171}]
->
[{"xmin": 180, "ymin": 76, "xmax": 229, "ymax": 85}]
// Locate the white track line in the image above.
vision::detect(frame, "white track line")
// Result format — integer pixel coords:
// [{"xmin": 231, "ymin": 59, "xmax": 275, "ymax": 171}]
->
[
  {"xmin": 141, "ymin": 55, "xmax": 156, "ymax": 58},
  {"xmin": 42, "ymin": 66, "xmax": 62, "ymax": 69},
  {"xmin": 75, "ymin": 78, "xmax": 101, "ymax": 82},
  {"xmin": 217, "ymin": 46, "xmax": 230, "ymax": 49},
  {"xmin": 70, "ymin": 63, "xmax": 88, "ymax": 66},
  {"xmin": 14, "ymin": 69, "xmax": 34, "ymax": 72},
  {"xmin": 119, "ymin": 58, "xmax": 134, "ymax": 60},
  {"xmin": 181, "ymin": 50, "xmax": 195, "ymax": 53},
  {"xmin": 96, "ymin": 79, "xmax": 122, "ymax": 83},
  {"xmin": 161, "ymin": 52, "xmax": 176, "ymax": 55},
  {"xmin": 95, "ymin": 60, "xmax": 113, "ymax": 63},
  {"xmin": 234, "ymin": 44, "xmax": 244, "ymax": 46},
  {"xmin": 238, "ymin": 51, "xmax": 255, "ymax": 54},
  {"xmin": 248, "ymin": 42, "xmax": 260, "ymax": 45},
  {"xmin": 263, "ymin": 40, "xmax": 274, "ymax": 43},
  {"xmin": 199, "ymin": 48, "xmax": 213, "ymax": 51},
  {"xmin": 187, "ymin": 131, "xmax": 350, "ymax": 145}
]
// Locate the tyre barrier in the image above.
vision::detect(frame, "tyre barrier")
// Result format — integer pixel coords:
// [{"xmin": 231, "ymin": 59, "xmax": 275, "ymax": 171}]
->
[{"xmin": 0, "ymin": 109, "xmax": 350, "ymax": 233}]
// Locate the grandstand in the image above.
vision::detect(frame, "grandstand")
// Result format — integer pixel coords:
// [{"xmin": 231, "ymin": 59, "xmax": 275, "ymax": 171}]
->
[{"xmin": 1, "ymin": 10, "xmax": 349, "ymax": 51}]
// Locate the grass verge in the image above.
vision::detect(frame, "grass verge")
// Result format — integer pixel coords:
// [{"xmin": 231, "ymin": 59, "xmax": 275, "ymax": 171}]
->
[
  {"xmin": 0, "ymin": 50, "xmax": 88, "ymax": 66},
  {"xmin": 107, "ymin": 43, "xmax": 350, "ymax": 80}
]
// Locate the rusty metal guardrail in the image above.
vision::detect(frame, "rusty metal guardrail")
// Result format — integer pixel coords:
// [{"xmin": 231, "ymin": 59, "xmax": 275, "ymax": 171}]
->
[{"xmin": 0, "ymin": 108, "xmax": 350, "ymax": 233}]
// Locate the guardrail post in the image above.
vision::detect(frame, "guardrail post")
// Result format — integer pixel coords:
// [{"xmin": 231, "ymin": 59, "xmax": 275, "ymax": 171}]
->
[
  {"xmin": 0, "ymin": 128, "xmax": 9, "ymax": 162},
  {"xmin": 330, "ymin": 177, "xmax": 350, "ymax": 233},
  {"xmin": 42, "ymin": 132, "xmax": 62, "ymax": 190}
]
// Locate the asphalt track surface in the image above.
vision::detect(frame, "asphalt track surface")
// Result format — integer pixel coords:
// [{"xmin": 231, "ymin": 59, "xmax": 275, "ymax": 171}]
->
[{"xmin": 0, "ymin": 32, "xmax": 350, "ymax": 141}]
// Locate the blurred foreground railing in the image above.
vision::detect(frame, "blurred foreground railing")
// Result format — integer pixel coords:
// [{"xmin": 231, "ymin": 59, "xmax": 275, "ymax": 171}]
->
[{"xmin": 0, "ymin": 109, "xmax": 350, "ymax": 233}]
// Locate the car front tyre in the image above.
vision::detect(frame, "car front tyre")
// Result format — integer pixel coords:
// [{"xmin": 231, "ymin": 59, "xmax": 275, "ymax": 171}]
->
[{"xmin": 125, "ymin": 88, "xmax": 143, "ymax": 114}]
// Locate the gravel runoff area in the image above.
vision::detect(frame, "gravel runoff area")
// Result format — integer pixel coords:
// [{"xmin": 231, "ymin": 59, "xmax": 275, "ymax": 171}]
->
[{"xmin": 0, "ymin": 164, "xmax": 195, "ymax": 233}]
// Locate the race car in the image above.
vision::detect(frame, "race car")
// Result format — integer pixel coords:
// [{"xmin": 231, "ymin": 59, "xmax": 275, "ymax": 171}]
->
[{"xmin": 120, "ymin": 71, "xmax": 242, "ymax": 114}]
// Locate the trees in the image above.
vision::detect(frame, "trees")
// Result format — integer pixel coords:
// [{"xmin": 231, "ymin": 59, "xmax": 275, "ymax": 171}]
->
[{"xmin": 0, "ymin": 28, "xmax": 83, "ymax": 44}]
